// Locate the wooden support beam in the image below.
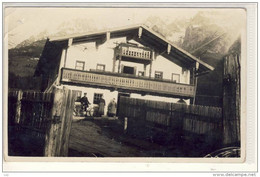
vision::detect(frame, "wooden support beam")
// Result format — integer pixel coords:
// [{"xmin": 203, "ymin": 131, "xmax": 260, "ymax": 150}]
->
[
  {"xmin": 149, "ymin": 51, "xmax": 155, "ymax": 78},
  {"xmin": 118, "ymin": 55, "xmax": 122, "ymax": 73},
  {"xmin": 68, "ymin": 38, "xmax": 73, "ymax": 47},
  {"xmin": 112, "ymin": 50, "xmax": 116, "ymax": 72},
  {"xmin": 192, "ymin": 62, "xmax": 200, "ymax": 105},
  {"xmin": 152, "ymin": 51, "xmax": 155, "ymax": 60},
  {"xmin": 192, "ymin": 75, "xmax": 198, "ymax": 105},
  {"xmin": 167, "ymin": 43, "xmax": 171, "ymax": 54},
  {"xmin": 189, "ymin": 66, "xmax": 195, "ymax": 104},
  {"xmin": 106, "ymin": 32, "xmax": 110, "ymax": 41},
  {"xmin": 138, "ymin": 27, "xmax": 142, "ymax": 38},
  {"xmin": 196, "ymin": 61, "xmax": 200, "ymax": 71},
  {"xmin": 144, "ymin": 64, "xmax": 147, "ymax": 76}
]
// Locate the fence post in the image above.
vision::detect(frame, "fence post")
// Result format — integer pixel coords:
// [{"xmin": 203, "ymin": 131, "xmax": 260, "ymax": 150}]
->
[
  {"xmin": 60, "ymin": 90, "xmax": 76, "ymax": 156},
  {"xmin": 124, "ymin": 117, "xmax": 128, "ymax": 133},
  {"xmin": 44, "ymin": 87, "xmax": 64, "ymax": 157},
  {"xmin": 15, "ymin": 90, "xmax": 23, "ymax": 124},
  {"xmin": 44, "ymin": 87, "xmax": 76, "ymax": 157}
]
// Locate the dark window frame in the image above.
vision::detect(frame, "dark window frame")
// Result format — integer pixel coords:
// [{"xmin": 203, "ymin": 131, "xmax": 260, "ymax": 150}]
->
[
  {"xmin": 154, "ymin": 71, "xmax": 163, "ymax": 79},
  {"xmin": 93, "ymin": 93, "xmax": 103, "ymax": 104},
  {"xmin": 96, "ymin": 64, "xmax": 106, "ymax": 71},
  {"xmin": 75, "ymin": 60, "xmax": 85, "ymax": 70},
  {"xmin": 122, "ymin": 65, "xmax": 136, "ymax": 75}
]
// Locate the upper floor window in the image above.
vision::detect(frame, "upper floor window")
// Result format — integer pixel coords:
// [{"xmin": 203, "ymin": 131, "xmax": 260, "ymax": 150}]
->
[
  {"xmin": 155, "ymin": 71, "xmax": 163, "ymax": 79},
  {"xmin": 96, "ymin": 64, "xmax": 105, "ymax": 71},
  {"xmin": 172, "ymin": 73, "xmax": 180, "ymax": 83},
  {"xmin": 75, "ymin": 61, "xmax": 85, "ymax": 70}
]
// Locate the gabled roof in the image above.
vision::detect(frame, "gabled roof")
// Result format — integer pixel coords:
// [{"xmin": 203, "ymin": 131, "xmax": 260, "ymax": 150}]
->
[{"xmin": 48, "ymin": 24, "xmax": 214, "ymax": 73}]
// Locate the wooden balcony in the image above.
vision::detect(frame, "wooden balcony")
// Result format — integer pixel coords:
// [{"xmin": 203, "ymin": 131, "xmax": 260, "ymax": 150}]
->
[
  {"xmin": 115, "ymin": 43, "xmax": 153, "ymax": 64},
  {"xmin": 61, "ymin": 68, "xmax": 195, "ymax": 98}
]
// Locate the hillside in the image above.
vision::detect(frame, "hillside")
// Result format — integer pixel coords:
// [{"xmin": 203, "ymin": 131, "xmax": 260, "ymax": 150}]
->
[{"xmin": 9, "ymin": 39, "xmax": 46, "ymax": 58}]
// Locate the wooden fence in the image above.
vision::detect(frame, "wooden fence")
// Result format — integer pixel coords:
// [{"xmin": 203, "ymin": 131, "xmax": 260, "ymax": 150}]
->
[
  {"xmin": 8, "ymin": 87, "xmax": 76, "ymax": 157},
  {"xmin": 118, "ymin": 96, "xmax": 223, "ymax": 146}
]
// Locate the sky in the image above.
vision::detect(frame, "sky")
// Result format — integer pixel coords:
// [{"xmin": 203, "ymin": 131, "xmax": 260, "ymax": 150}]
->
[{"xmin": 4, "ymin": 7, "xmax": 246, "ymax": 48}]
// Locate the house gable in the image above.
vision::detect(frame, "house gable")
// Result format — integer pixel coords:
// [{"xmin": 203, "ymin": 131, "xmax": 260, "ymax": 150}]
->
[
  {"xmin": 57, "ymin": 37, "xmax": 188, "ymax": 84},
  {"xmin": 47, "ymin": 24, "xmax": 214, "ymax": 73},
  {"xmin": 35, "ymin": 24, "xmax": 213, "ymax": 97}
]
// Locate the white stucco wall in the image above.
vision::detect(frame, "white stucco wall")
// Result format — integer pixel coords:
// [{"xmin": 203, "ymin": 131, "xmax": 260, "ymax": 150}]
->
[
  {"xmin": 62, "ymin": 85, "xmax": 189, "ymax": 117},
  {"xmin": 152, "ymin": 56, "xmax": 190, "ymax": 83},
  {"xmin": 60, "ymin": 37, "xmax": 190, "ymax": 84},
  {"xmin": 64, "ymin": 85, "xmax": 119, "ymax": 116},
  {"xmin": 56, "ymin": 37, "xmax": 192, "ymax": 109},
  {"xmin": 64, "ymin": 37, "xmax": 126, "ymax": 72}
]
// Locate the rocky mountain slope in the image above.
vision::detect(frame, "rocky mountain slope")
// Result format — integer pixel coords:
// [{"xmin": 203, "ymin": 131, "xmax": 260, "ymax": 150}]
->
[{"xmin": 8, "ymin": 11, "xmax": 241, "ymax": 100}]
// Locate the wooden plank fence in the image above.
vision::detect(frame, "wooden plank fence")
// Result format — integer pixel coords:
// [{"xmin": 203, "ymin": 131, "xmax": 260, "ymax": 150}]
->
[
  {"xmin": 8, "ymin": 87, "xmax": 76, "ymax": 157},
  {"xmin": 118, "ymin": 96, "xmax": 223, "ymax": 145}
]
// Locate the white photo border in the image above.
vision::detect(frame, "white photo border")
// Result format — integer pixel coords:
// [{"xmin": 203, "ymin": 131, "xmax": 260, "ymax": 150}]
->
[{"xmin": 2, "ymin": 2, "xmax": 258, "ymax": 172}]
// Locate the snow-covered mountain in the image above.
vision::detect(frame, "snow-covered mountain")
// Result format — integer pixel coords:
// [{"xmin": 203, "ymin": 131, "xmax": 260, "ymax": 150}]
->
[
  {"xmin": 144, "ymin": 11, "xmax": 239, "ymax": 59},
  {"xmin": 10, "ymin": 10, "xmax": 241, "ymax": 58},
  {"xmin": 8, "ymin": 17, "xmax": 98, "ymax": 49}
]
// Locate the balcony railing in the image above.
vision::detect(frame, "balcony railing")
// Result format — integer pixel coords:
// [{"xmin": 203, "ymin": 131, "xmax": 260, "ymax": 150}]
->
[
  {"xmin": 117, "ymin": 43, "xmax": 152, "ymax": 61},
  {"xmin": 121, "ymin": 46, "xmax": 151, "ymax": 60},
  {"xmin": 61, "ymin": 68, "xmax": 195, "ymax": 98}
]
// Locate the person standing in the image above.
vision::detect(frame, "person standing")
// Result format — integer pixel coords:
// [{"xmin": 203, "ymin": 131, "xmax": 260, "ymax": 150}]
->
[
  {"xmin": 97, "ymin": 95, "xmax": 106, "ymax": 117},
  {"xmin": 107, "ymin": 98, "xmax": 117, "ymax": 117}
]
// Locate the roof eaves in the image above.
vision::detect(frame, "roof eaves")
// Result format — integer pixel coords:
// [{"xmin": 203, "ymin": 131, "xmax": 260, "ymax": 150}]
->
[
  {"xmin": 141, "ymin": 25, "xmax": 214, "ymax": 71},
  {"xmin": 49, "ymin": 24, "xmax": 143, "ymax": 42},
  {"xmin": 49, "ymin": 23, "xmax": 214, "ymax": 71}
]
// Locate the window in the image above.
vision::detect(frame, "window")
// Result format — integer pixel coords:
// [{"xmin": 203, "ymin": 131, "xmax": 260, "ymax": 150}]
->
[
  {"xmin": 96, "ymin": 64, "xmax": 105, "ymax": 71},
  {"xmin": 93, "ymin": 93, "xmax": 103, "ymax": 104},
  {"xmin": 155, "ymin": 71, "xmax": 163, "ymax": 79},
  {"xmin": 122, "ymin": 66, "xmax": 136, "ymax": 75},
  {"xmin": 138, "ymin": 71, "xmax": 144, "ymax": 77},
  {"xmin": 75, "ymin": 61, "xmax": 85, "ymax": 70},
  {"xmin": 172, "ymin": 73, "xmax": 180, "ymax": 83}
]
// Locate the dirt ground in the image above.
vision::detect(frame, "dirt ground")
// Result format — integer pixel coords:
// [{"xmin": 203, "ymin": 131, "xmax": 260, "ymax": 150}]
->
[
  {"xmin": 68, "ymin": 118, "xmax": 212, "ymax": 157},
  {"xmin": 69, "ymin": 119, "xmax": 156, "ymax": 157}
]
